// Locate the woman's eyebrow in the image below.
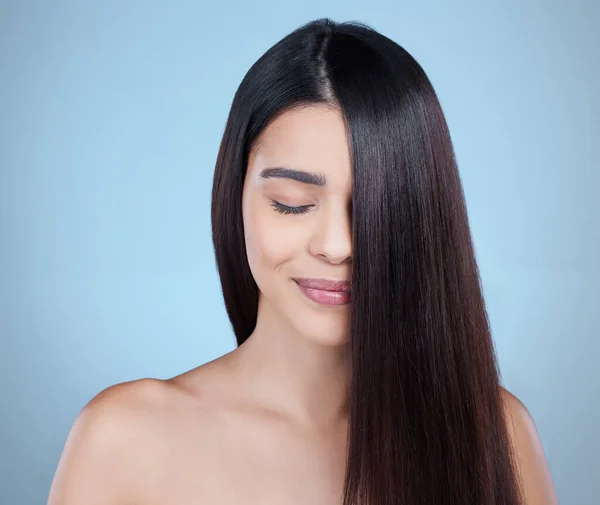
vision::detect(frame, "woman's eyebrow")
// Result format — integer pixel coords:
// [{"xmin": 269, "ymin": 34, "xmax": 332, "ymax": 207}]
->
[{"xmin": 258, "ymin": 166, "xmax": 327, "ymax": 187}]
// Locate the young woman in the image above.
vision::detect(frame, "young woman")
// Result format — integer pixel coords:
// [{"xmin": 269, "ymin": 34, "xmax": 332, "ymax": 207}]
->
[{"xmin": 48, "ymin": 18, "xmax": 558, "ymax": 505}]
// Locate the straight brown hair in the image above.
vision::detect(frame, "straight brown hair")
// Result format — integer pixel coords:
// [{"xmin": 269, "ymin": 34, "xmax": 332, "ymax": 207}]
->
[{"xmin": 211, "ymin": 17, "xmax": 524, "ymax": 505}]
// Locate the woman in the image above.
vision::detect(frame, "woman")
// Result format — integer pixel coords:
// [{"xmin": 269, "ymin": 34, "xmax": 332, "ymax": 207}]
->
[{"xmin": 48, "ymin": 18, "xmax": 558, "ymax": 505}]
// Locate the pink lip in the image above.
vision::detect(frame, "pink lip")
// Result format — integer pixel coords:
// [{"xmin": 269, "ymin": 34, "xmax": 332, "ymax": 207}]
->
[
  {"xmin": 293, "ymin": 278, "xmax": 351, "ymax": 306},
  {"xmin": 294, "ymin": 278, "xmax": 351, "ymax": 292}
]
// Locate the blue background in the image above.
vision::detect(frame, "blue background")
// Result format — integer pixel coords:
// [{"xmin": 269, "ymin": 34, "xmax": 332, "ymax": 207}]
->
[{"xmin": 1, "ymin": 1, "xmax": 598, "ymax": 503}]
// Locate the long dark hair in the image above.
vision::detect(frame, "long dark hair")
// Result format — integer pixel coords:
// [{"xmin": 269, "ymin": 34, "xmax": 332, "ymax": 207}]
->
[{"xmin": 211, "ymin": 18, "xmax": 523, "ymax": 505}]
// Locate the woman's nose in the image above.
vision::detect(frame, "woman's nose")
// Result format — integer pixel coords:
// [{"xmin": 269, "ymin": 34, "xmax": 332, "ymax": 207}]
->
[{"xmin": 309, "ymin": 201, "xmax": 352, "ymax": 264}]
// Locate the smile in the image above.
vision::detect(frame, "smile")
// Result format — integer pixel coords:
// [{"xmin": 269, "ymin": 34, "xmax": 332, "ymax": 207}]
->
[{"xmin": 293, "ymin": 278, "xmax": 351, "ymax": 306}]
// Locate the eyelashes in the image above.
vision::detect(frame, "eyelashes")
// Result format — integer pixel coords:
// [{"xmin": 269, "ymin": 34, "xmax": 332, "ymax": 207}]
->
[{"xmin": 269, "ymin": 200, "xmax": 313, "ymax": 216}]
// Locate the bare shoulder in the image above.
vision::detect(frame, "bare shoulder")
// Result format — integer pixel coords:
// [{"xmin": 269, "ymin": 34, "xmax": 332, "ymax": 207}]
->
[
  {"xmin": 499, "ymin": 387, "xmax": 559, "ymax": 505},
  {"xmin": 47, "ymin": 377, "xmax": 197, "ymax": 505}
]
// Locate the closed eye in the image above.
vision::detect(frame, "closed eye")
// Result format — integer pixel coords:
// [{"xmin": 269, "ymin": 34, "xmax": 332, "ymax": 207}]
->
[{"xmin": 270, "ymin": 200, "xmax": 313, "ymax": 216}]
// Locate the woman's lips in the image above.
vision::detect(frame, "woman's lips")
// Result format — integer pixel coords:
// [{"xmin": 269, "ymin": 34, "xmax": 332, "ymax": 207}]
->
[{"xmin": 293, "ymin": 278, "xmax": 351, "ymax": 306}]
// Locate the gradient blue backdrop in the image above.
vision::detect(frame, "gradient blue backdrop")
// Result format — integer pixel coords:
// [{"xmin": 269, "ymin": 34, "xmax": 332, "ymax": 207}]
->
[{"xmin": 1, "ymin": 1, "xmax": 598, "ymax": 504}]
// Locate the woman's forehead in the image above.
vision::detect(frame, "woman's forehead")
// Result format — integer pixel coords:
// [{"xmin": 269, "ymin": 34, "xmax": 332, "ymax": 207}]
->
[{"xmin": 248, "ymin": 106, "xmax": 352, "ymax": 190}]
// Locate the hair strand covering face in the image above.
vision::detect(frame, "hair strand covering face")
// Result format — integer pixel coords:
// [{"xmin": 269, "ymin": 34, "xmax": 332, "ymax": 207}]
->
[{"xmin": 211, "ymin": 17, "xmax": 524, "ymax": 505}]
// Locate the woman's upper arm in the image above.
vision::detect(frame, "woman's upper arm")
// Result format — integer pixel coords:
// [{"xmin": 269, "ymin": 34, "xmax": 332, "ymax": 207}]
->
[
  {"xmin": 501, "ymin": 387, "xmax": 560, "ymax": 505},
  {"xmin": 47, "ymin": 380, "xmax": 160, "ymax": 505}
]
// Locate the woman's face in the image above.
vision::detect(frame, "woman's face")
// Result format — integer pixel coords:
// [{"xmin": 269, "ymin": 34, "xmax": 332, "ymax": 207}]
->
[{"xmin": 242, "ymin": 105, "xmax": 353, "ymax": 346}]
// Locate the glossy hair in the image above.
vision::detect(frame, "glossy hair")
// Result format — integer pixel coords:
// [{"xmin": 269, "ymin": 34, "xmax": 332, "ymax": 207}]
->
[{"xmin": 211, "ymin": 18, "xmax": 524, "ymax": 505}]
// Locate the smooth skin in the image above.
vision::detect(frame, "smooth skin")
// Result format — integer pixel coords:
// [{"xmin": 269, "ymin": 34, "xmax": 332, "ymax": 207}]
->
[{"xmin": 47, "ymin": 106, "xmax": 559, "ymax": 505}]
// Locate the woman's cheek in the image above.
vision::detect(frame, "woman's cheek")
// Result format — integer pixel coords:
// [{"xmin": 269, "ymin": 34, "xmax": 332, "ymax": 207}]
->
[{"xmin": 257, "ymin": 218, "xmax": 305, "ymax": 265}]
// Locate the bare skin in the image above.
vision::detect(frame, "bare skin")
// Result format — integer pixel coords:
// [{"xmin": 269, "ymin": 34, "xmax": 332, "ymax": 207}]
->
[
  {"xmin": 47, "ymin": 106, "xmax": 559, "ymax": 504},
  {"xmin": 47, "ymin": 358, "xmax": 350, "ymax": 505}
]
